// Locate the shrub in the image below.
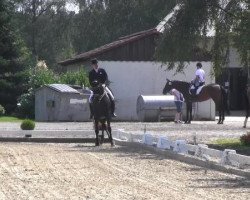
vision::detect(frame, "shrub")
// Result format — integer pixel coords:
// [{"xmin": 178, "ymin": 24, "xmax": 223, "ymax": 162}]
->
[
  {"xmin": 20, "ymin": 119, "xmax": 35, "ymax": 130},
  {"xmin": 240, "ymin": 132, "xmax": 250, "ymax": 145},
  {"xmin": 0, "ymin": 105, "xmax": 5, "ymax": 116}
]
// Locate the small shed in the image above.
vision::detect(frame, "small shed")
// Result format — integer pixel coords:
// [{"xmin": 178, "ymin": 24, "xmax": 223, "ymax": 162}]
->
[{"xmin": 35, "ymin": 84, "xmax": 91, "ymax": 122}]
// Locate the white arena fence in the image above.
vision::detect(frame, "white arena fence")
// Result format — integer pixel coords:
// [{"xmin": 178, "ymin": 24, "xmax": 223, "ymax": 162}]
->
[{"xmin": 113, "ymin": 129, "xmax": 250, "ymax": 170}]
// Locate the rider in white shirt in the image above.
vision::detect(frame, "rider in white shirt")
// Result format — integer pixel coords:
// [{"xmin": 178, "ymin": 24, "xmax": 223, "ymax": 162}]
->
[{"xmin": 191, "ymin": 62, "xmax": 205, "ymax": 95}]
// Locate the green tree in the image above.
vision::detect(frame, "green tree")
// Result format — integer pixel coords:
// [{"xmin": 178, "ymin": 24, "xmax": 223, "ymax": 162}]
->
[
  {"xmin": 14, "ymin": 0, "xmax": 75, "ymax": 68},
  {"xmin": 0, "ymin": 0, "xmax": 30, "ymax": 113},
  {"xmin": 155, "ymin": 0, "xmax": 249, "ymax": 77}
]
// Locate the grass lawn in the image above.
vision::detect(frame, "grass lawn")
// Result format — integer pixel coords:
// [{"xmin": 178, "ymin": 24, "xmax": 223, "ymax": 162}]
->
[
  {"xmin": 0, "ymin": 116, "xmax": 24, "ymax": 122},
  {"xmin": 208, "ymin": 138, "xmax": 250, "ymax": 156}
]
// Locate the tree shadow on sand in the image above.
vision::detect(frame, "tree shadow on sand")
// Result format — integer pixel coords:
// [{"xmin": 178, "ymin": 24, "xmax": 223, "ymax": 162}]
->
[{"xmin": 67, "ymin": 143, "xmax": 250, "ymax": 188}]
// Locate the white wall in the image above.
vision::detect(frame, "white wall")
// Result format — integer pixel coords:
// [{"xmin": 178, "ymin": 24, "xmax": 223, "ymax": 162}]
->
[{"xmin": 98, "ymin": 61, "xmax": 215, "ymax": 121}]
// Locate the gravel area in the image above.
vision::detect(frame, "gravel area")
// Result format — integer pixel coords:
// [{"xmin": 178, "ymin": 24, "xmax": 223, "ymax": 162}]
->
[
  {"xmin": 0, "ymin": 142, "xmax": 249, "ymax": 200},
  {"xmin": 0, "ymin": 117, "xmax": 249, "ymax": 199}
]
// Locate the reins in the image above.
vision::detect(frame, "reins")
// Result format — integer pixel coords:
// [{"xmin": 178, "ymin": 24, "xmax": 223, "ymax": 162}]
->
[{"xmin": 98, "ymin": 91, "xmax": 107, "ymax": 102}]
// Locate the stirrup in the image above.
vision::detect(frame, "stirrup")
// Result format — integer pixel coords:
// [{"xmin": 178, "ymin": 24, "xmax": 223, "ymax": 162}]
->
[{"xmin": 112, "ymin": 113, "xmax": 117, "ymax": 118}]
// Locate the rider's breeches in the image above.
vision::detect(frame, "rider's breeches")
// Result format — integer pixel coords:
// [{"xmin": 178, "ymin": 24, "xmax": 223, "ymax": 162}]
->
[
  {"xmin": 89, "ymin": 90, "xmax": 94, "ymax": 103},
  {"xmin": 104, "ymin": 86, "xmax": 114, "ymax": 100}
]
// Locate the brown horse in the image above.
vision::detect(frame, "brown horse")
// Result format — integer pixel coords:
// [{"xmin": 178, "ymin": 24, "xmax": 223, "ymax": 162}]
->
[{"xmin": 163, "ymin": 80, "xmax": 227, "ymax": 124}]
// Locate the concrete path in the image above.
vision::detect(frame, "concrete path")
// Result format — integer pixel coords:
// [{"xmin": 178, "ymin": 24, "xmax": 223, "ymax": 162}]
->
[{"xmin": 0, "ymin": 116, "xmax": 249, "ymax": 144}]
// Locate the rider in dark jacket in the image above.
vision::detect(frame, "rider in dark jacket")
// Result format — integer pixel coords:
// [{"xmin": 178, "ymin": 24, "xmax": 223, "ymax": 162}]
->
[
  {"xmin": 88, "ymin": 58, "xmax": 117, "ymax": 118},
  {"xmin": 89, "ymin": 65, "xmax": 108, "ymax": 87}
]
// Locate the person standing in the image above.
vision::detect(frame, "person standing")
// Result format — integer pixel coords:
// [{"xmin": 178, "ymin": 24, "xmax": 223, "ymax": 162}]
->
[
  {"xmin": 170, "ymin": 88, "xmax": 184, "ymax": 123},
  {"xmin": 88, "ymin": 58, "xmax": 117, "ymax": 118}
]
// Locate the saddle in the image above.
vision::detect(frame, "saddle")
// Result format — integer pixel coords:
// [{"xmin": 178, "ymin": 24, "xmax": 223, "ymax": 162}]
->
[{"xmin": 189, "ymin": 85, "xmax": 204, "ymax": 95}]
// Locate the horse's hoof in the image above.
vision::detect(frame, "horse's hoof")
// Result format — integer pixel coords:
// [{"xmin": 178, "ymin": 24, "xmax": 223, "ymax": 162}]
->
[{"xmin": 243, "ymin": 126, "xmax": 246, "ymax": 128}]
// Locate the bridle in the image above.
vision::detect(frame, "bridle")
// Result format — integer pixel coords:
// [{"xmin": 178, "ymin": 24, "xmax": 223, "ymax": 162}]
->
[{"xmin": 93, "ymin": 84, "xmax": 107, "ymax": 102}]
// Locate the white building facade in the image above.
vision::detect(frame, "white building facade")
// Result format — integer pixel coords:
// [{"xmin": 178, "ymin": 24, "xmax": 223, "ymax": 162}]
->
[{"xmin": 91, "ymin": 61, "xmax": 215, "ymax": 121}]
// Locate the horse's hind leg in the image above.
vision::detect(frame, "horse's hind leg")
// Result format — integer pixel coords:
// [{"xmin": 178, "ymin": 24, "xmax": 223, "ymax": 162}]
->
[
  {"xmin": 189, "ymin": 103, "xmax": 193, "ymax": 123},
  {"xmin": 243, "ymin": 116, "xmax": 248, "ymax": 128},
  {"xmin": 221, "ymin": 107, "xmax": 225, "ymax": 124},
  {"xmin": 185, "ymin": 104, "xmax": 189, "ymax": 123},
  {"xmin": 94, "ymin": 120, "xmax": 100, "ymax": 146},
  {"xmin": 243, "ymin": 109, "xmax": 249, "ymax": 128},
  {"xmin": 185, "ymin": 102, "xmax": 192, "ymax": 124},
  {"xmin": 217, "ymin": 109, "xmax": 221, "ymax": 124},
  {"xmin": 217, "ymin": 106, "xmax": 223, "ymax": 124}
]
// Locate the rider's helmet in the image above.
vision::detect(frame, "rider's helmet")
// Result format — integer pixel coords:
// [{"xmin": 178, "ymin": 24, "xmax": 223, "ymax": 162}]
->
[
  {"xmin": 91, "ymin": 58, "xmax": 98, "ymax": 65},
  {"xmin": 196, "ymin": 62, "xmax": 202, "ymax": 68}
]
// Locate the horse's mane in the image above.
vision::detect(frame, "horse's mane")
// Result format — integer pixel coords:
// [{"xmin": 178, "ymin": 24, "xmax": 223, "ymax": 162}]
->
[{"xmin": 171, "ymin": 80, "xmax": 190, "ymax": 87}]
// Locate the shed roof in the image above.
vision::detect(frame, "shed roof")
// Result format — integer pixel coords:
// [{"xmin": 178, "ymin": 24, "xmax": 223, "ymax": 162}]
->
[
  {"xmin": 46, "ymin": 84, "xmax": 80, "ymax": 94},
  {"xmin": 58, "ymin": 28, "xmax": 159, "ymax": 66}
]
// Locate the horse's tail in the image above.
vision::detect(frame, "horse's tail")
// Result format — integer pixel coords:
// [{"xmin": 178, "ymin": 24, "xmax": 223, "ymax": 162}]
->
[{"xmin": 221, "ymin": 85, "xmax": 229, "ymax": 115}]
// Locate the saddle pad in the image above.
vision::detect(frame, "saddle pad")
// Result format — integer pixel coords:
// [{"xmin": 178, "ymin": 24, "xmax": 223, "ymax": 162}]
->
[{"xmin": 196, "ymin": 85, "xmax": 204, "ymax": 95}]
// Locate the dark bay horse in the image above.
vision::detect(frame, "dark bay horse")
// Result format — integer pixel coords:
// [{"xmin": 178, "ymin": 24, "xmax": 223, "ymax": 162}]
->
[
  {"xmin": 163, "ymin": 80, "xmax": 227, "ymax": 124},
  {"xmin": 91, "ymin": 80, "xmax": 114, "ymax": 146}
]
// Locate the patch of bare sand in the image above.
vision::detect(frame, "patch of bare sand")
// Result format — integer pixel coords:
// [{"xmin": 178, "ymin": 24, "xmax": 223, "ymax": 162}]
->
[{"xmin": 0, "ymin": 143, "xmax": 249, "ymax": 200}]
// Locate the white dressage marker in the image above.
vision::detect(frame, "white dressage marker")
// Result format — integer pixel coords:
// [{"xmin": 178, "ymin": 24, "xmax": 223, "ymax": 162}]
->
[
  {"xmin": 156, "ymin": 136, "xmax": 171, "ymax": 149},
  {"xmin": 221, "ymin": 149, "xmax": 237, "ymax": 166},
  {"xmin": 195, "ymin": 144, "xmax": 208, "ymax": 157},
  {"xmin": 173, "ymin": 140, "xmax": 188, "ymax": 154},
  {"xmin": 142, "ymin": 133, "xmax": 153, "ymax": 145}
]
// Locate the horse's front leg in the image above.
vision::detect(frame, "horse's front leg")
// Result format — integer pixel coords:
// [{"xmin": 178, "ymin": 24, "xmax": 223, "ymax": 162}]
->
[
  {"xmin": 217, "ymin": 106, "xmax": 222, "ymax": 124},
  {"xmin": 100, "ymin": 122, "xmax": 105, "ymax": 144},
  {"xmin": 107, "ymin": 120, "xmax": 114, "ymax": 146},
  {"xmin": 94, "ymin": 120, "xmax": 100, "ymax": 146},
  {"xmin": 185, "ymin": 102, "xmax": 191, "ymax": 124}
]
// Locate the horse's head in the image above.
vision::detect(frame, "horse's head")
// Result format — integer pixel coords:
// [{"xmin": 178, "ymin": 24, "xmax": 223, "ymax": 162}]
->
[
  {"xmin": 91, "ymin": 80, "xmax": 105, "ymax": 95},
  {"xmin": 163, "ymin": 79, "xmax": 173, "ymax": 94}
]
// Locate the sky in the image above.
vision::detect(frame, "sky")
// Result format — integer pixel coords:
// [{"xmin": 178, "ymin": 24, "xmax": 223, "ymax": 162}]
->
[{"xmin": 65, "ymin": 2, "xmax": 79, "ymax": 13}]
